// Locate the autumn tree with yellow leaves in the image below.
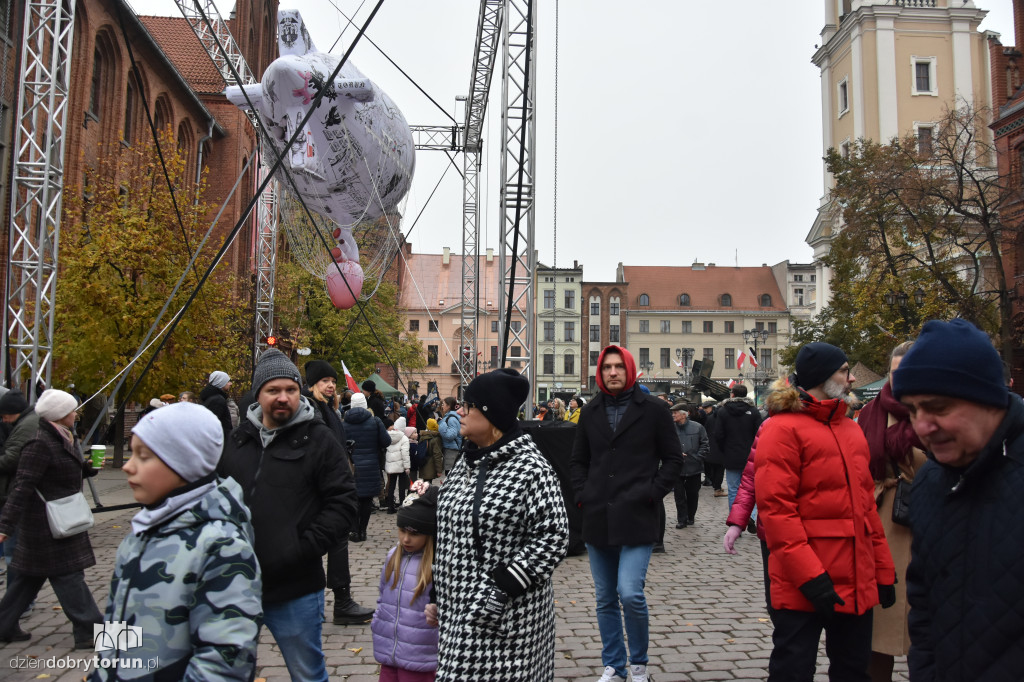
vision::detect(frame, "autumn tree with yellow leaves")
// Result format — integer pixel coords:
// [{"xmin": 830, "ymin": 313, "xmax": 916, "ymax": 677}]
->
[{"xmin": 56, "ymin": 131, "xmax": 249, "ymax": 402}]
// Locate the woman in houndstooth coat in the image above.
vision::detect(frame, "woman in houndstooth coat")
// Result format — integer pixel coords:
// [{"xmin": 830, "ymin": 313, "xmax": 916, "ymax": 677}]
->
[{"xmin": 433, "ymin": 369, "xmax": 569, "ymax": 682}]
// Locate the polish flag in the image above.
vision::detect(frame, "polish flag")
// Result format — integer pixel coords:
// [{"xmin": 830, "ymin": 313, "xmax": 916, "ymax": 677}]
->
[
  {"xmin": 737, "ymin": 351, "xmax": 748, "ymax": 370},
  {"xmin": 727, "ymin": 379, "xmax": 737, "ymax": 388},
  {"xmin": 747, "ymin": 352, "xmax": 759, "ymax": 368},
  {"xmin": 341, "ymin": 360, "xmax": 360, "ymax": 393}
]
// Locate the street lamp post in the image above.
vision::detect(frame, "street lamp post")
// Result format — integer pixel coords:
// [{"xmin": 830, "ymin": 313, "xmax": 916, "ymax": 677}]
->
[
  {"xmin": 884, "ymin": 287, "xmax": 926, "ymax": 338},
  {"xmin": 675, "ymin": 347, "xmax": 694, "ymax": 390},
  {"xmin": 741, "ymin": 328, "xmax": 770, "ymax": 405},
  {"xmin": 639, "ymin": 360, "xmax": 654, "ymax": 380}
]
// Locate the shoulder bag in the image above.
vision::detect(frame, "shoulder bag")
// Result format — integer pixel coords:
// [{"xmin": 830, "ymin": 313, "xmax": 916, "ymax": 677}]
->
[
  {"xmin": 36, "ymin": 489, "xmax": 94, "ymax": 539},
  {"xmin": 891, "ymin": 474, "xmax": 911, "ymax": 527}
]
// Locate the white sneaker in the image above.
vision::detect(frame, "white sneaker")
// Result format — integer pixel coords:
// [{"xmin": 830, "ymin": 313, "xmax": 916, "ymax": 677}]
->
[
  {"xmin": 597, "ymin": 666, "xmax": 626, "ymax": 682},
  {"xmin": 630, "ymin": 664, "xmax": 649, "ymax": 682}
]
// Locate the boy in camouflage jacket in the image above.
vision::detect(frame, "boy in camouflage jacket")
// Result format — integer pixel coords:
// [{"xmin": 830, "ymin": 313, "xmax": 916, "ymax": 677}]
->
[{"xmin": 90, "ymin": 403, "xmax": 262, "ymax": 681}]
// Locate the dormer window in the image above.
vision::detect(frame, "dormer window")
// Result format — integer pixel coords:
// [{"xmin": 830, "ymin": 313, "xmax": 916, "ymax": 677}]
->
[
  {"xmin": 679, "ymin": 293, "xmax": 690, "ymax": 306},
  {"xmin": 760, "ymin": 294, "xmax": 773, "ymax": 307},
  {"xmin": 721, "ymin": 293, "xmax": 732, "ymax": 307},
  {"xmin": 638, "ymin": 293, "xmax": 650, "ymax": 306}
]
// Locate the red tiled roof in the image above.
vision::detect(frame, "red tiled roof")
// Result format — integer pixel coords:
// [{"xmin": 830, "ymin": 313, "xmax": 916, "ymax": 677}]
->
[
  {"xmin": 622, "ymin": 265, "xmax": 787, "ymax": 312},
  {"xmin": 139, "ymin": 15, "xmax": 226, "ymax": 95},
  {"xmin": 397, "ymin": 252, "xmax": 527, "ymax": 312}
]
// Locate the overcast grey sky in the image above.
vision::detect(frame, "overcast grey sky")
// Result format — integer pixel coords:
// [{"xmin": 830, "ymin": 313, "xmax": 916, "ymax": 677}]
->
[{"xmin": 128, "ymin": 0, "xmax": 1014, "ymax": 281}]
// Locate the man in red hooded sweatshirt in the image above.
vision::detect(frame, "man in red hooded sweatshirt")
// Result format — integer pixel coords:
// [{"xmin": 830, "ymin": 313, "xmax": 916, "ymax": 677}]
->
[{"xmin": 571, "ymin": 345, "xmax": 683, "ymax": 682}]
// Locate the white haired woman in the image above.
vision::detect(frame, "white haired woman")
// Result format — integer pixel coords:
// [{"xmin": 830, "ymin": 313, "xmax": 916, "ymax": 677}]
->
[{"xmin": 0, "ymin": 389, "xmax": 103, "ymax": 646}]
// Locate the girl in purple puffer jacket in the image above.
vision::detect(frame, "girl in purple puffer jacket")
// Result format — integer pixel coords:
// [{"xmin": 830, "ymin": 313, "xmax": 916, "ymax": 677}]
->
[{"xmin": 371, "ymin": 487, "xmax": 439, "ymax": 681}]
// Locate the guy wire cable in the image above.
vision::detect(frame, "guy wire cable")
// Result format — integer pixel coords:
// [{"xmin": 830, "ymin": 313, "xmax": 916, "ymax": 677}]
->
[
  {"xmin": 113, "ymin": 0, "xmax": 388, "ymax": 416},
  {"xmin": 329, "ymin": 0, "xmax": 457, "ymax": 126}
]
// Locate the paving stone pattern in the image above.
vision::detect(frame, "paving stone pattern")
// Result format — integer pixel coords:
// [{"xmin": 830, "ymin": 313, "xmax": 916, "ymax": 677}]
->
[{"xmin": 2, "ymin": 467, "xmax": 910, "ymax": 681}]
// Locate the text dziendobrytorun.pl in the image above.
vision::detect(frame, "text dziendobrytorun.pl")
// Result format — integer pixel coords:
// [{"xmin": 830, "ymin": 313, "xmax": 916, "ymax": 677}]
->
[{"xmin": 9, "ymin": 655, "xmax": 160, "ymax": 671}]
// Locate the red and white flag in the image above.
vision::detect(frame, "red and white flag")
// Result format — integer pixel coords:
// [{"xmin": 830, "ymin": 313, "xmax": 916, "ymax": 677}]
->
[
  {"xmin": 737, "ymin": 351, "xmax": 748, "ymax": 370},
  {"xmin": 727, "ymin": 379, "xmax": 737, "ymax": 388},
  {"xmin": 747, "ymin": 352, "xmax": 759, "ymax": 368},
  {"xmin": 341, "ymin": 360, "xmax": 360, "ymax": 393}
]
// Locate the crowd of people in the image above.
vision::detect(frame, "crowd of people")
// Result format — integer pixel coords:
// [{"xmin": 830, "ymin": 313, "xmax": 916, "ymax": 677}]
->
[{"xmin": 0, "ymin": 318, "xmax": 1019, "ymax": 681}]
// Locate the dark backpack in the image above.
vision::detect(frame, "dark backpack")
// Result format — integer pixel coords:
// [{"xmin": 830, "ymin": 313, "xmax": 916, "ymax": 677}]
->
[{"xmin": 412, "ymin": 441, "xmax": 430, "ymax": 468}]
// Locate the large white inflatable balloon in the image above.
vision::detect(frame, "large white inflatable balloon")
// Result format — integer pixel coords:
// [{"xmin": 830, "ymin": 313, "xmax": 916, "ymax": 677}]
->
[{"xmin": 227, "ymin": 8, "xmax": 415, "ymax": 308}]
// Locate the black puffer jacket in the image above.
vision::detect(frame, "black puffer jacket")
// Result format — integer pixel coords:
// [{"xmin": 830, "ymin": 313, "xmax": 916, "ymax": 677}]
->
[
  {"xmin": 200, "ymin": 383, "xmax": 233, "ymax": 439},
  {"xmin": 343, "ymin": 406, "xmax": 389, "ymax": 498},
  {"xmin": 713, "ymin": 397, "xmax": 762, "ymax": 470},
  {"xmin": 907, "ymin": 393, "xmax": 1024, "ymax": 681},
  {"xmin": 218, "ymin": 399, "xmax": 357, "ymax": 604}
]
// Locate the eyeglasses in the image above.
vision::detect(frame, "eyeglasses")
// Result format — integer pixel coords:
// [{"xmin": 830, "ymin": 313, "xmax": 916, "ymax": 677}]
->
[{"xmin": 462, "ymin": 401, "xmax": 479, "ymax": 411}]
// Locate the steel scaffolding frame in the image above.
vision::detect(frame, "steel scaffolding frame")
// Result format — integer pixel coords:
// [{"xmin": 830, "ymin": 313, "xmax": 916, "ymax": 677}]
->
[
  {"xmin": 459, "ymin": 0, "xmax": 503, "ymax": 385},
  {"xmin": 173, "ymin": 0, "xmax": 279, "ymax": 363},
  {"xmin": 497, "ymin": 0, "xmax": 536, "ymax": 397},
  {"xmin": 2, "ymin": 0, "xmax": 76, "ymax": 400}
]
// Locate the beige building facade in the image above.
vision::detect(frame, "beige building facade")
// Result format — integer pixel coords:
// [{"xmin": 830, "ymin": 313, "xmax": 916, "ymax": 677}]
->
[
  {"xmin": 535, "ymin": 262, "xmax": 584, "ymax": 404},
  {"xmin": 396, "ymin": 246, "xmax": 527, "ymax": 400},
  {"xmin": 619, "ymin": 264, "xmax": 791, "ymax": 404},
  {"xmin": 807, "ymin": 0, "xmax": 994, "ymax": 311}
]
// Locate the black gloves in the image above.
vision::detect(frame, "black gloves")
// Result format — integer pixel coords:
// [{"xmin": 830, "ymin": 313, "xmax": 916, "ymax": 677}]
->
[
  {"xmin": 799, "ymin": 573, "xmax": 845, "ymax": 616},
  {"xmin": 878, "ymin": 583, "xmax": 896, "ymax": 609},
  {"xmin": 491, "ymin": 562, "xmax": 531, "ymax": 599}
]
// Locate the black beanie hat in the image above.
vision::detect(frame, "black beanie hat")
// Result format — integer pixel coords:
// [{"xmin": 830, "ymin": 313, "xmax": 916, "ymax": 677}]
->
[
  {"xmin": 462, "ymin": 368, "xmax": 530, "ymax": 432},
  {"xmin": 0, "ymin": 390, "xmax": 28, "ymax": 416},
  {"xmin": 794, "ymin": 342, "xmax": 848, "ymax": 390},
  {"xmin": 397, "ymin": 486, "xmax": 439, "ymax": 536},
  {"xmin": 892, "ymin": 319, "xmax": 1008, "ymax": 408},
  {"xmin": 362, "ymin": 379, "xmax": 376, "ymax": 392},
  {"xmin": 304, "ymin": 360, "xmax": 338, "ymax": 387}
]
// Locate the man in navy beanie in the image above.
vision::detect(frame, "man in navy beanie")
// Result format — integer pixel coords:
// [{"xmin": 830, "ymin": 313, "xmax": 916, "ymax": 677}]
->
[{"xmin": 892, "ymin": 318, "xmax": 1024, "ymax": 681}]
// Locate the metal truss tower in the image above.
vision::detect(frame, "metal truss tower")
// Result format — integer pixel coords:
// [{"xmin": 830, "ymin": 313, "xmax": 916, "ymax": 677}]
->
[
  {"xmin": 173, "ymin": 0, "xmax": 279, "ymax": 363},
  {"xmin": 458, "ymin": 0, "xmax": 503, "ymax": 386},
  {"xmin": 497, "ymin": 0, "xmax": 536, "ymax": 398},
  {"xmin": 2, "ymin": 0, "xmax": 76, "ymax": 400}
]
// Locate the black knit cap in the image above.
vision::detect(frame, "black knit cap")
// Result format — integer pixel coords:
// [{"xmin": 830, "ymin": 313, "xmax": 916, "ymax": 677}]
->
[
  {"xmin": 892, "ymin": 319, "xmax": 1008, "ymax": 408},
  {"xmin": 0, "ymin": 390, "xmax": 28, "ymax": 416},
  {"xmin": 397, "ymin": 486, "xmax": 439, "ymax": 536},
  {"xmin": 794, "ymin": 342, "xmax": 848, "ymax": 391},
  {"xmin": 362, "ymin": 379, "xmax": 376, "ymax": 392},
  {"xmin": 462, "ymin": 368, "xmax": 530, "ymax": 432},
  {"xmin": 304, "ymin": 360, "xmax": 338, "ymax": 387}
]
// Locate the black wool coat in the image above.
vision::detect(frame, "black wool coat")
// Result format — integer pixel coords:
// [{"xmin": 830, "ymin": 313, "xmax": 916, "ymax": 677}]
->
[
  {"xmin": 906, "ymin": 393, "xmax": 1024, "ymax": 681},
  {"xmin": 200, "ymin": 383, "xmax": 233, "ymax": 440},
  {"xmin": 0, "ymin": 420, "xmax": 98, "ymax": 576},
  {"xmin": 570, "ymin": 390, "xmax": 683, "ymax": 546},
  {"xmin": 713, "ymin": 397, "xmax": 762, "ymax": 470}
]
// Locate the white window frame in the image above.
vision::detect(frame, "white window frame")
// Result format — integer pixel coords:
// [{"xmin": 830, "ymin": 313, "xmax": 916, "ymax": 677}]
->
[
  {"xmin": 839, "ymin": 137, "xmax": 851, "ymax": 160},
  {"xmin": 837, "ymin": 77, "xmax": 849, "ymax": 118},
  {"xmin": 913, "ymin": 121, "xmax": 937, "ymax": 155},
  {"xmin": 911, "ymin": 56, "xmax": 938, "ymax": 97}
]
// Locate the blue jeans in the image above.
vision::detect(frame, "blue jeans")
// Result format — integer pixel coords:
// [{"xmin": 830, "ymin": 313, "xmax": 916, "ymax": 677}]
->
[
  {"xmin": 262, "ymin": 591, "xmax": 328, "ymax": 682},
  {"xmin": 587, "ymin": 543, "xmax": 653, "ymax": 677},
  {"xmin": 726, "ymin": 469, "xmax": 757, "ymax": 521}
]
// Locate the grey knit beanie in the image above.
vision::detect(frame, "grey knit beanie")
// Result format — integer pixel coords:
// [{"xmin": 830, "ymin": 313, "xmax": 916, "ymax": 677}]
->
[{"xmin": 252, "ymin": 349, "xmax": 302, "ymax": 393}]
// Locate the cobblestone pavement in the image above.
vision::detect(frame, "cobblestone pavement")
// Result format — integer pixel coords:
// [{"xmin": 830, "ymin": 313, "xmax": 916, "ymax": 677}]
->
[{"xmin": 2, "ymin": 466, "xmax": 910, "ymax": 681}]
